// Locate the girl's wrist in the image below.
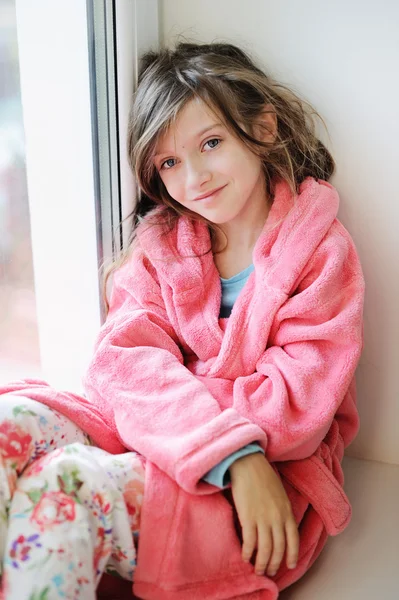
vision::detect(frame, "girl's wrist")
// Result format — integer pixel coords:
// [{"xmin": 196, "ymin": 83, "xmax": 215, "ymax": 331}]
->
[{"xmin": 229, "ymin": 452, "xmax": 267, "ymax": 480}]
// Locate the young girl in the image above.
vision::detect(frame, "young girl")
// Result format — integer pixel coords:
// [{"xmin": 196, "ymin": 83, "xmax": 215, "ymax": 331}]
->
[{"xmin": 0, "ymin": 42, "xmax": 364, "ymax": 600}]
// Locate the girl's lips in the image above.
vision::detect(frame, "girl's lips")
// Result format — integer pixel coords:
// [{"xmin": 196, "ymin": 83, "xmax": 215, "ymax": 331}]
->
[{"xmin": 193, "ymin": 184, "xmax": 227, "ymax": 203}]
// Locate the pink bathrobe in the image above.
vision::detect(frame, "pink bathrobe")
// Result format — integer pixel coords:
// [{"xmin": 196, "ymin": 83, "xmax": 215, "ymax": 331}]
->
[{"xmin": 1, "ymin": 176, "xmax": 365, "ymax": 599}]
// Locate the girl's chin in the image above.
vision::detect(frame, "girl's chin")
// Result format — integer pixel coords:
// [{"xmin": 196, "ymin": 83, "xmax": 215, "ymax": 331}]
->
[{"xmin": 200, "ymin": 210, "xmax": 239, "ymax": 225}]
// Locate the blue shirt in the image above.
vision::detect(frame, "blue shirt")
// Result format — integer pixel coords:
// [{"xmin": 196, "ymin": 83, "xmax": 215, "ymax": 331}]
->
[
  {"xmin": 202, "ymin": 263, "xmax": 265, "ymax": 488},
  {"xmin": 219, "ymin": 263, "xmax": 255, "ymax": 318}
]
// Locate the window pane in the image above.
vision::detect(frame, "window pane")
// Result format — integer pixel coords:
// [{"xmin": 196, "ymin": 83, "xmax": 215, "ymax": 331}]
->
[{"xmin": 0, "ymin": 0, "xmax": 41, "ymax": 383}]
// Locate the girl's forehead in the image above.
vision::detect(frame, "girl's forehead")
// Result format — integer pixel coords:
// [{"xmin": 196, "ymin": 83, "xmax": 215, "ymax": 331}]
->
[{"xmin": 155, "ymin": 99, "xmax": 226, "ymax": 154}]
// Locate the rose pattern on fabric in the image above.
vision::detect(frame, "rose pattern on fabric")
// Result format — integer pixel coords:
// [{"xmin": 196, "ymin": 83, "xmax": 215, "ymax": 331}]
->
[
  {"xmin": 30, "ymin": 492, "xmax": 76, "ymax": 531},
  {"xmin": 0, "ymin": 420, "xmax": 32, "ymax": 472}
]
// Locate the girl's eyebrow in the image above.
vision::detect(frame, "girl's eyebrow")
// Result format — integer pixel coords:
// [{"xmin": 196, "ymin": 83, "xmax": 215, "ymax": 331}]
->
[{"xmin": 154, "ymin": 122, "xmax": 224, "ymax": 158}]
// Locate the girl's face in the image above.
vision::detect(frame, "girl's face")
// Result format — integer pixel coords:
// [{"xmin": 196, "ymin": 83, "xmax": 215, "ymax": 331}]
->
[{"xmin": 153, "ymin": 98, "xmax": 275, "ymax": 226}]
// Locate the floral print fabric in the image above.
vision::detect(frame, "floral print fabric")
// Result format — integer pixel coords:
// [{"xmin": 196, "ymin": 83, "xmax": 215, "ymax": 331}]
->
[{"xmin": 0, "ymin": 394, "xmax": 145, "ymax": 599}]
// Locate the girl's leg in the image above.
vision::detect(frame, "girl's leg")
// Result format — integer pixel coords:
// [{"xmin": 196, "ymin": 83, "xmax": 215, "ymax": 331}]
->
[
  {"xmin": 1, "ymin": 443, "xmax": 145, "ymax": 600},
  {"xmin": 0, "ymin": 393, "xmax": 91, "ymax": 568}
]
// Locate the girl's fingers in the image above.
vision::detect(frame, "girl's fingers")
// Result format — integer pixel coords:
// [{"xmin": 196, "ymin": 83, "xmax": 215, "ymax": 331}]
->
[
  {"xmin": 254, "ymin": 525, "xmax": 273, "ymax": 575},
  {"xmin": 265, "ymin": 523, "xmax": 286, "ymax": 577},
  {"xmin": 285, "ymin": 516, "xmax": 300, "ymax": 569},
  {"xmin": 241, "ymin": 522, "xmax": 257, "ymax": 562}
]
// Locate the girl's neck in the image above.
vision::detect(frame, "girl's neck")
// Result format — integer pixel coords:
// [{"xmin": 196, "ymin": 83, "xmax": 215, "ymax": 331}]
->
[
  {"xmin": 211, "ymin": 189, "xmax": 272, "ymax": 279},
  {"xmin": 213, "ymin": 193, "xmax": 271, "ymax": 255}
]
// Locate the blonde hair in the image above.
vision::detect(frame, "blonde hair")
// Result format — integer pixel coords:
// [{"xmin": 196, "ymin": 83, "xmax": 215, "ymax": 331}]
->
[{"xmin": 102, "ymin": 41, "xmax": 335, "ymax": 313}]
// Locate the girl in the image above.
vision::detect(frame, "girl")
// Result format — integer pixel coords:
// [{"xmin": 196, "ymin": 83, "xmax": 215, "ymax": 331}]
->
[{"xmin": 0, "ymin": 42, "xmax": 364, "ymax": 600}]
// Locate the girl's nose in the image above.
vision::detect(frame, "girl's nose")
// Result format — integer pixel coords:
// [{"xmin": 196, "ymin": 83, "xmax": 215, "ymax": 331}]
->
[{"xmin": 185, "ymin": 156, "xmax": 212, "ymax": 190}]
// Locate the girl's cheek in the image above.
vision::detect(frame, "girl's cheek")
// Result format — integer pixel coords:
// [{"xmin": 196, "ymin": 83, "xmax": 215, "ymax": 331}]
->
[
  {"xmin": 171, "ymin": 174, "xmax": 188, "ymax": 203},
  {"xmin": 159, "ymin": 172, "xmax": 174, "ymax": 195},
  {"xmin": 163, "ymin": 178, "xmax": 183, "ymax": 204}
]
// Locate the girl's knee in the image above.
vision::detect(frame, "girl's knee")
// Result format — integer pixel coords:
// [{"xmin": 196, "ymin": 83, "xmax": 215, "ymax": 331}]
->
[
  {"xmin": 0, "ymin": 396, "xmax": 44, "ymax": 474},
  {"xmin": 18, "ymin": 443, "xmax": 108, "ymax": 496},
  {"xmin": 0, "ymin": 393, "xmax": 44, "ymax": 418},
  {"xmin": 0, "ymin": 395, "xmax": 58, "ymax": 436},
  {"xmin": 0, "ymin": 396, "xmax": 90, "ymax": 470}
]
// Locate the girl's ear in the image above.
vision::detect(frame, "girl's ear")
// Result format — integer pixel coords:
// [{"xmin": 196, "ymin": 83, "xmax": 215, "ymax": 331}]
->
[{"xmin": 254, "ymin": 103, "xmax": 277, "ymax": 144}]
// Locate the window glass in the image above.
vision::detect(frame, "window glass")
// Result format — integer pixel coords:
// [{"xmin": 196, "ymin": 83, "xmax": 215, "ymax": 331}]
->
[{"xmin": 0, "ymin": 0, "xmax": 41, "ymax": 383}]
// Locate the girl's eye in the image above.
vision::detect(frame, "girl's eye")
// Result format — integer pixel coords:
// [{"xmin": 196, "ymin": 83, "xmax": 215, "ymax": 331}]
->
[
  {"xmin": 204, "ymin": 138, "xmax": 221, "ymax": 150},
  {"xmin": 159, "ymin": 138, "xmax": 221, "ymax": 171},
  {"xmin": 160, "ymin": 158, "xmax": 177, "ymax": 170}
]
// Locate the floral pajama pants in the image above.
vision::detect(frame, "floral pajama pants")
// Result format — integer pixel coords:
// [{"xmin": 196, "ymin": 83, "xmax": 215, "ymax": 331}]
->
[{"xmin": 0, "ymin": 394, "xmax": 145, "ymax": 600}]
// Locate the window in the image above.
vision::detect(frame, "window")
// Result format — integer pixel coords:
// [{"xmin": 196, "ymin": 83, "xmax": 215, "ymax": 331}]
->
[
  {"xmin": 1, "ymin": 0, "xmax": 158, "ymax": 390},
  {"xmin": 0, "ymin": 0, "xmax": 40, "ymax": 382}
]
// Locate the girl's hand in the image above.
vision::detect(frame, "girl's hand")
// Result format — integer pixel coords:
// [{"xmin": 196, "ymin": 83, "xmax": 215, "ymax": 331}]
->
[{"xmin": 229, "ymin": 452, "xmax": 299, "ymax": 577}]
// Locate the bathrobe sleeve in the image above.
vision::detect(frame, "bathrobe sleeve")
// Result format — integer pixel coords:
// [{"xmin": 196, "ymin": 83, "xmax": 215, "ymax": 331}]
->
[
  {"xmin": 232, "ymin": 225, "xmax": 365, "ymax": 463},
  {"xmin": 82, "ymin": 248, "xmax": 266, "ymax": 494}
]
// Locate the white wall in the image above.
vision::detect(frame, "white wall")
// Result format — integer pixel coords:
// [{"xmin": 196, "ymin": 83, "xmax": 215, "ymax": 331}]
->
[{"xmin": 160, "ymin": 0, "xmax": 399, "ymax": 465}]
